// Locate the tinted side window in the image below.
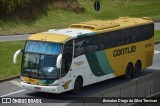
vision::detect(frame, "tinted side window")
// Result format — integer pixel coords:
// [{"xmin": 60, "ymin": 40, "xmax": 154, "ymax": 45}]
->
[
  {"xmin": 85, "ymin": 36, "xmax": 98, "ymax": 53},
  {"xmin": 74, "ymin": 37, "xmax": 98, "ymax": 57},
  {"xmin": 74, "ymin": 38, "xmax": 86, "ymax": 57},
  {"xmin": 74, "ymin": 23, "xmax": 154, "ymax": 57},
  {"xmin": 61, "ymin": 40, "xmax": 73, "ymax": 77},
  {"xmin": 147, "ymin": 23, "xmax": 154, "ymax": 39},
  {"xmin": 110, "ymin": 31, "xmax": 121, "ymax": 47},
  {"xmin": 121, "ymin": 29, "xmax": 131, "ymax": 44}
]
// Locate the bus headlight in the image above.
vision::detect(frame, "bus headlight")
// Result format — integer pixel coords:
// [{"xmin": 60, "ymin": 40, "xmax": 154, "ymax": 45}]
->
[
  {"xmin": 49, "ymin": 82, "xmax": 59, "ymax": 86},
  {"xmin": 20, "ymin": 76, "xmax": 27, "ymax": 83}
]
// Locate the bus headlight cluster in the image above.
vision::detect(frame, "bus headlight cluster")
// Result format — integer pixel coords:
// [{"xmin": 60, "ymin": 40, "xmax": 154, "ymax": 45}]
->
[
  {"xmin": 49, "ymin": 82, "xmax": 59, "ymax": 86},
  {"xmin": 20, "ymin": 76, "xmax": 27, "ymax": 83}
]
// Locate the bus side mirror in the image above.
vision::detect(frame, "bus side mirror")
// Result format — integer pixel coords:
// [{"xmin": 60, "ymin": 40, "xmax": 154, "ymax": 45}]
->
[
  {"xmin": 56, "ymin": 54, "xmax": 62, "ymax": 69},
  {"xmin": 13, "ymin": 49, "xmax": 23, "ymax": 64}
]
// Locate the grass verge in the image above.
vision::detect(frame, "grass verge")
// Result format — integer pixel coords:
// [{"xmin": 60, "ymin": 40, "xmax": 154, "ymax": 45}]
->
[
  {"xmin": 0, "ymin": 41, "xmax": 25, "ymax": 80},
  {"xmin": 1, "ymin": 0, "xmax": 160, "ymax": 35},
  {"xmin": 155, "ymin": 30, "xmax": 160, "ymax": 42}
]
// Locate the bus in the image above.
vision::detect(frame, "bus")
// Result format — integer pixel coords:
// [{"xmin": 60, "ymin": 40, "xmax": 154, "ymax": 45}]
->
[{"xmin": 13, "ymin": 17, "xmax": 154, "ymax": 94}]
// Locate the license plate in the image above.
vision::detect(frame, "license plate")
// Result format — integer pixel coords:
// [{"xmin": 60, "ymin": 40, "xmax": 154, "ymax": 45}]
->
[{"xmin": 35, "ymin": 87, "xmax": 41, "ymax": 90}]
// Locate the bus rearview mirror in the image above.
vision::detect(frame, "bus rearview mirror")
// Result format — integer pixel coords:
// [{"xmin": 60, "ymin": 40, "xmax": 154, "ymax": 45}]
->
[{"xmin": 13, "ymin": 49, "xmax": 23, "ymax": 64}]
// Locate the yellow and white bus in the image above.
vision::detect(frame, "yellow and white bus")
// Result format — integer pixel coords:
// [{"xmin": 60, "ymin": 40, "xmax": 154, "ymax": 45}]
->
[{"xmin": 14, "ymin": 17, "xmax": 154, "ymax": 94}]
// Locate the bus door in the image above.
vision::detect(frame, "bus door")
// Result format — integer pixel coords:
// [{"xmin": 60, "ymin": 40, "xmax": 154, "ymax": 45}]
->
[{"xmin": 60, "ymin": 40, "xmax": 74, "ymax": 91}]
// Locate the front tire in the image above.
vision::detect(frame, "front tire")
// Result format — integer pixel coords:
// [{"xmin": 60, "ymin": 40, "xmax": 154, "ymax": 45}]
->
[{"xmin": 72, "ymin": 78, "xmax": 83, "ymax": 94}]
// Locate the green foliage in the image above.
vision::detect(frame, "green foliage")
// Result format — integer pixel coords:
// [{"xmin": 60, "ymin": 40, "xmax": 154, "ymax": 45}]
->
[
  {"xmin": 0, "ymin": 0, "xmax": 48, "ymax": 19},
  {"xmin": 0, "ymin": 41, "xmax": 25, "ymax": 79},
  {"xmin": 0, "ymin": 0, "xmax": 38, "ymax": 12},
  {"xmin": 0, "ymin": 0, "xmax": 84, "ymax": 20},
  {"xmin": 0, "ymin": 0, "xmax": 160, "ymax": 35},
  {"xmin": 155, "ymin": 30, "xmax": 160, "ymax": 42}
]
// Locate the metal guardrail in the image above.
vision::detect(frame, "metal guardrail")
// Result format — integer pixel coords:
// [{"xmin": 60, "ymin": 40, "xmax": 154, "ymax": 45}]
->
[{"xmin": 67, "ymin": 71, "xmax": 160, "ymax": 106}]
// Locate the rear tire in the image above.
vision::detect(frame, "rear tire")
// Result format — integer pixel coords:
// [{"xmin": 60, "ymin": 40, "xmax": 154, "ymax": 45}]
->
[
  {"xmin": 132, "ymin": 61, "xmax": 141, "ymax": 77},
  {"xmin": 125, "ymin": 63, "xmax": 133, "ymax": 79},
  {"xmin": 72, "ymin": 77, "xmax": 83, "ymax": 94}
]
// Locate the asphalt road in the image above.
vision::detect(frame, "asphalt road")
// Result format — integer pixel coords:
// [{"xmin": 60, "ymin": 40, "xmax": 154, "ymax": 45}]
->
[
  {"xmin": 0, "ymin": 22, "xmax": 160, "ymax": 42},
  {"xmin": 0, "ymin": 44, "xmax": 160, "ymax": 106},
  {"xmin": 155, "ymin": 22, "xmax": 160, "ymax": 30},
  {"xmin": 0, "ymin": 34, "xmax": 30, "ymax": 42}
]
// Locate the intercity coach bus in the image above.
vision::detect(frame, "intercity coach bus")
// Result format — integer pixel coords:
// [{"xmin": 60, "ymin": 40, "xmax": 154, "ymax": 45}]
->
[{"xmin": 13, "ymin": 17, "xmax": 154, "ymax": 93}]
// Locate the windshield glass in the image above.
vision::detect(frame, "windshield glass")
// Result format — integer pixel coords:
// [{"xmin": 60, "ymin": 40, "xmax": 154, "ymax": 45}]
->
[
  {"xmin": 22, "ymin": 41, "xmax": 62, "ymax": 79},
  {"xmin": 25, "ymin": 41, "xmax": 61, "ymax": 54}
]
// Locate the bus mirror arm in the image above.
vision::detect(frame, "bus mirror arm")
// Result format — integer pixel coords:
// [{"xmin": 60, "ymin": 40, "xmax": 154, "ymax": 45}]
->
[
  {"xmin": 13, "ymin": 49, "xmax": 23, "ymax": 64},
  {"xmin": 56, "ymin": 54, "xmax": 62, "ymax": 69}
]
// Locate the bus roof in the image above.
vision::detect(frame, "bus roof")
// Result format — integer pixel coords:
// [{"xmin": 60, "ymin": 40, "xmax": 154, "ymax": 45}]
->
[
  {"xmin": 28, "ymin": 28, "xmax": 93, "ymax": 43},
  {"xmin": 28, "ymin": 17, "xmax": 153, "ymax": 43}
]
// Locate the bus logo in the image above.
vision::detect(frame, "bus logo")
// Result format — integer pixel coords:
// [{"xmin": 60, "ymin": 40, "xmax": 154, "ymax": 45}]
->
[
  {"xmin": 62, "ymin": 80, "xmax": 71, "ymax": 89},
  {"xmin": 113, "ymin": 46, "xmax": 136, "ymax": 57},
  {"xmin": 74, "ymin": 61, "xmax": 84, "ymax": 66}
]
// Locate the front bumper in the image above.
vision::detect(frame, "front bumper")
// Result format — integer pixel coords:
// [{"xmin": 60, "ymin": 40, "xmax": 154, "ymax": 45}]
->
[{"xmin": 21, "ymin": 82, "xmax": 60, "ymax": 94}]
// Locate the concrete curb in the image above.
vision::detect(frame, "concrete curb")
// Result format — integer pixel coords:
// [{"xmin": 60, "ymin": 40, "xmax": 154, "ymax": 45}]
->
[
  {"xmin": 0, "ymin": 75, "xmax": 20, "ymax": 83},
  {"xmin": 0, "ymin": 41, "xmax": 160, "ymax": 83}
]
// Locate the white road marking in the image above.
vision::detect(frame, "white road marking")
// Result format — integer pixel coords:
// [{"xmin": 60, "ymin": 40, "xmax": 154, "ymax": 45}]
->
[
  {"xmin": 9, "ymin": 80, "xmax": 22, "ymax": 87},
  {"xmin": 154, "ymin": 50, "xmax": 160, "ymax": 54},
  {"xmin": 0, "ymin": 89, "xmax": 26, "ymax": 97}
]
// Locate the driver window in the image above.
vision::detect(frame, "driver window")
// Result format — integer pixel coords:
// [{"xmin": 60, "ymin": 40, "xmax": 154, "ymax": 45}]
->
[{"xmin": 61, "ymin": 40, "xmax": 73, "ymax": 77}]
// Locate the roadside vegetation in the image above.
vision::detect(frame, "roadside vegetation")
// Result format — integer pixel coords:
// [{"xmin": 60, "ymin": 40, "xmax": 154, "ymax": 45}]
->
[
  {"xmin": 0, "ymin": 0, "xmax": 160, "ymax": 35},
  {"xmin": 0, "ymin": 41, "xmax": 25, "ymax": 79},
  {"xmin": 155, "ymin": 30, "xmax": 160, "ymax": 42}
]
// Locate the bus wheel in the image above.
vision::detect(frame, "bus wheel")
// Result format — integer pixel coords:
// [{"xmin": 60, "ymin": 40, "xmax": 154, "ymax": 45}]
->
[
  {"xmin": 125, "ymin": 63, "xmax": 133, "ymax": 79},
  {"xmin": 72, "ymin": 77, "xmax": 83, "ymax": 94},
  {"xmin": 132, "ymin": 61, "xmax": 141, "ymax": 77}
]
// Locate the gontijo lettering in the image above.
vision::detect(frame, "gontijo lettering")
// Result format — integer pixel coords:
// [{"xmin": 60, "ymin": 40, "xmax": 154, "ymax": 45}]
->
[{"xmin": 113, "ymin": 46, "xmax": 136, "ymax": 57}]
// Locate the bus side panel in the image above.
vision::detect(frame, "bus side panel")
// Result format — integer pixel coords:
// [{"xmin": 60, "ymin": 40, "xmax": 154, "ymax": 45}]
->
[
  {"xmin": 105, "ymin": 37, "xmax": 154, "ymax": 76},
  {"xmin": 71, "ymin": 55, "xmax": 97, "ymax": 86},
  {"xmin": 105, "ymin": 49, "xmax": 123, "ymax": 77},
  {"xmin": 144, "ymin": 37, "xmax": 154, "ymax": 69},
  {"xmin": 85, "ymin": 50, "xmax": 116, "ymax": 82},
  {"xmin": 71, "ymin": 38, "xmax": 154, "ymax": 87}
]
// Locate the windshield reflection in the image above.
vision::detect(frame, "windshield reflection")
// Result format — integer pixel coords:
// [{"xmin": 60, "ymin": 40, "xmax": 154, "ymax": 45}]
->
[
  {"xmin": 22, "ymin": 41, "xmax": 62, "ymax": 79},
  {"xmin": 22, "ymin": 53, "xmax": 59, "ymax": 79}
]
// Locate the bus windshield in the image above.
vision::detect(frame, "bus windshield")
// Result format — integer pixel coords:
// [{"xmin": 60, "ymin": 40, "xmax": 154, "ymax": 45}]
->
[{"xmin": 22, "ymin": 41, "xmax": 62, "ymax": 79}]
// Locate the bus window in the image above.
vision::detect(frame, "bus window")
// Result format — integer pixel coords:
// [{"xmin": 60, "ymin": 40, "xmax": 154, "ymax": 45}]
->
[
  {"xmin": 85, "ymin": 36, "xmax": 98, "ymax": 53},
  {"xmin": 147, "ymin": 24, "xmax": 154, "ymax": 39},
  {"xmin": 74, "ymin": 38, "xmax": 86, "ymax": 57},
  {"xmin": 110, "ymin": 31, "xmax": 121, "ymax": 46},
  {"xmin": 97, "ymin": 35, "xmax": 105, "ymax": 50},
  {"xmin": 61, "ymin": 40, "xmax": 73, "ymax": 77}
]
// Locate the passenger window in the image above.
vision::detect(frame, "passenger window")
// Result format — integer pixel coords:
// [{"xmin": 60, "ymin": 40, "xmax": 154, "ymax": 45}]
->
[
  {"xmin": 74, "ymin": 38, "xmax": 86, "ymax": 57},
  {"xmin": 147, "ymin": 24, "xmax": 154, "ymax": 39},
  {"xmin": 85, "ymin": 38, "xmax": 98, "ymax": 53},
  {"xmin": 110, "ymin": 31, "xmax": 121, "ymax": 47},
  {"xmin": 74, "ymin": 37, "xmax": 98, "ymax": 57}
]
